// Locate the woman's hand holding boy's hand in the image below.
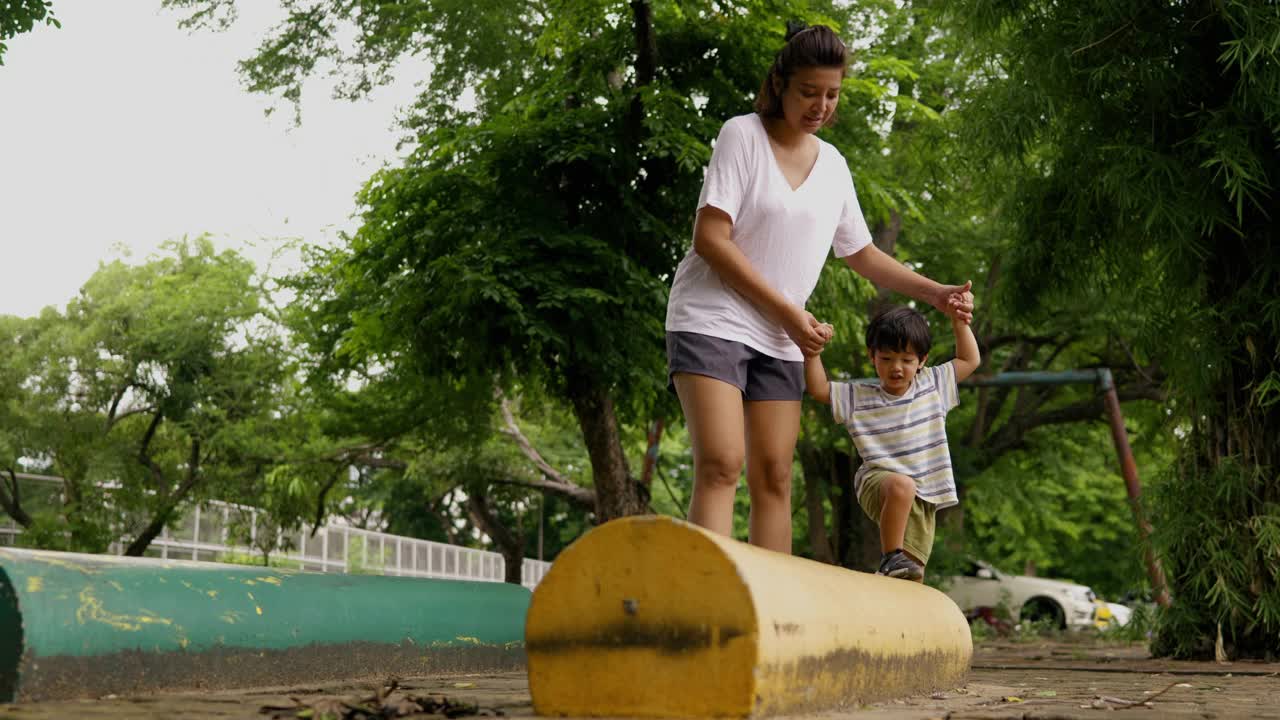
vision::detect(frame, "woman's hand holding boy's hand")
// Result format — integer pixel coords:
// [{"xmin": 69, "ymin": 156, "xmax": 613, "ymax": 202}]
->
[
  {"xmin": 785, "ymin": 306, "xmax": 834, "ymax": 356},
  {"xmin": 932, "ymin": 280, "xmax": 975, "ymax": 324}
]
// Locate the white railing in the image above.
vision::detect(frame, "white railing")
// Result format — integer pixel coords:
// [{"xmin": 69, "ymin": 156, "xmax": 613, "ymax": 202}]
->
[{"xmin": 0, "ymin": 476, "xmax": 553, "ymax": 589}]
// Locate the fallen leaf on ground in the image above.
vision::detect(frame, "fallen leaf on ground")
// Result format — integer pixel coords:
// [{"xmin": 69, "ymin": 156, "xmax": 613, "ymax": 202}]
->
[{"xmin": 260, "ymin": 682, "xmax": 504, "ymax": 719}]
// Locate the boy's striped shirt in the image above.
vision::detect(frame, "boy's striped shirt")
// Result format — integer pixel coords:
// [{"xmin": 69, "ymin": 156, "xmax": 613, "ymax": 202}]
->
[{"xmin": 830, "ymin": 362, "xmax": 960, "ymax": 508}]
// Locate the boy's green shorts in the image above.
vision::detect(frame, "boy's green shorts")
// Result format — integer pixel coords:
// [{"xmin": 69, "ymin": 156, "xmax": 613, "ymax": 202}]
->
[{"xmin": 857, "ymin": 468, "xmax": 937, "ymax": 565}]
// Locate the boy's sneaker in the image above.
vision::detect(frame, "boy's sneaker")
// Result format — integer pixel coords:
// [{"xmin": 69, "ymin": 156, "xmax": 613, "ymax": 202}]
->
[{"xmin": 876, "ymin": 549, "xmax": 923, "ymax": 581}]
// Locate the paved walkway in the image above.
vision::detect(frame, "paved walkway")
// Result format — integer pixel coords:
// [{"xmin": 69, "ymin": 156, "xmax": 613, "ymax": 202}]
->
[{"xmin": 5, "ymin": 641, "xmax": 1278, "ymax": 719}]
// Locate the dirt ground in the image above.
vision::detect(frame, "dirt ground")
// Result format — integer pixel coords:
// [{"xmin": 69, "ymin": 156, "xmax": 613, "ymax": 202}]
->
[{"xmin": 4, "ymin": 640, "xmax": 1278, "ymax": 719}]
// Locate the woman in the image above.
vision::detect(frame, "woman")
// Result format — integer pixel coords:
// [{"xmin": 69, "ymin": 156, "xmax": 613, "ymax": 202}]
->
[{"xmin": 665, "ymin": 23, "xmax": 973, "ymax": 553}]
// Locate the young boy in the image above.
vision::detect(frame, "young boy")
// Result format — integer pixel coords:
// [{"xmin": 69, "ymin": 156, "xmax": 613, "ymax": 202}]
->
[{"xmin": 805, "ymin": 306, "xmax": 980, "ymax": 581}]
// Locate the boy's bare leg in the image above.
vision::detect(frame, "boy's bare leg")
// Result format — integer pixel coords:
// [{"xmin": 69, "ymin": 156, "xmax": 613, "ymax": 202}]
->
[
  {"xmin": 744, "ymin": 399, "xmax": 802, "ymax": 553},
  {"xmin": 674, "ymin": 373, "xmax": 746, "ymax": 538},
  {"xmin": 879, "ymin": 473, "xmax": 917, "ymax": 554}
]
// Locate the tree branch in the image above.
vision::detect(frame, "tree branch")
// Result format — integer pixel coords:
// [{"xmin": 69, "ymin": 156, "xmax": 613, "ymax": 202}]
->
[
  {"xmin": 311, "ymin": 468, "xmax": 342, "ymax": 536},
  {"xmin": 328, "ymin": 442, "xmax": 407, "ymax": 470},
  {"xmin": 106, "ymin": 404, "xmax": 156, "ymax": 433},
  {"xmin": 487, "ymin": 474, "xmax": 596, "ymax": 509},
  {"xmin": 434, "ymin": 490, "xmax": 462, "ymax": 545},
  {"xmin": 496, "ymin": 395, "xmax": 598, "ymax": 509},
  {"xmin": 983, "ymin": 333, "xmax": 1062, "ymax": 353},
  {"xmin": 137, "ymin": 409, "xmax": 167, "ymax": 490},
  {"xmin": 0, "ymin": 467, "xmax": 32, "ymax": 527},
  {"xmin": 498, "ymin": 396, "xmax": 570, "ymax": 485},
  {"xmin": 105, "ymin": 383, "xmax": 127, "ymax": 431},
  {"xmin": 985, "ymin": 383, "xmax": 1167, "ymax": 456}
]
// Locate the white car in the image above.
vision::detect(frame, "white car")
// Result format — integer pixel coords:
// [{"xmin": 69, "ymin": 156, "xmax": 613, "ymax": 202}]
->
[
  {"xmin": 945, "ymin": 560, "xmax": 1098, "ymax": 630},
  {"xmin": 1104, "ymin": 601, "xmax": 1133, "ymax": 627}
]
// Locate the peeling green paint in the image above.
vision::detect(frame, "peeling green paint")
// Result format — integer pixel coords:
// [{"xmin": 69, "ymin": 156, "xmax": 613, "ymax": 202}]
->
[{"xmin": 0, "ymin": 547, "xmax": 530, "ymax": 702}]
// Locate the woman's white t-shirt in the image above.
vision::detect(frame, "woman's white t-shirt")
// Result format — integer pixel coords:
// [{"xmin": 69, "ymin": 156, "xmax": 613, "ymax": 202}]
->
[{"xmin": 665, "ymin": 113, "xmax": 874, "ymax": 362}]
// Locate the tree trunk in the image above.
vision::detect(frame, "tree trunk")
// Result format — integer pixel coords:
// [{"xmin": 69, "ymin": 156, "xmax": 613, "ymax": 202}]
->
[
  {"xmin": 565, "ymin": 369, "xmax": 646, "ymax": 522},
  {"xmin": 797, "ymin": 443, "xmax": 834, "ymax": 563},
  {"xmin": 638, "ymin": 419, "xmax": 664, "ymax": 493},
  {"xmin": 826, "ymin": 451, "xmax": 882, "ymax": 572},
  {"xmin": 868, "ymin": 210, "xmax": 903, "ymax": 317},
  {"xmin": 629, "ymin": 1, "xmax": 657, "ymax": 137},
  {"xmin": 827, "ymin": 450, "xmax": 880, "ymax": 570},
  {"xmin": 466, "ymin": 486, "xmax": 526, "ymax": 585},
  {"xmin": 125, "ymin": 438, "xmax": 201, "ymax": 556},
  {"xmin": 124, "ymin": 503, "xmax": 180, "ymax": 557},
  {"xmin": 846, "ymin": 471, "xmax": 883, "ymax": 572}
]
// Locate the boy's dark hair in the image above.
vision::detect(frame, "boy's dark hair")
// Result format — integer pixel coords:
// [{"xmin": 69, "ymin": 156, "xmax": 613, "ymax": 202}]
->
[
  {"xmin": 865, "ymin": 306, "xmax": 932, "ymax": 359},
  {"xmin": 754, "ymin": 22, "xmax": 848, "ymax": 122}
]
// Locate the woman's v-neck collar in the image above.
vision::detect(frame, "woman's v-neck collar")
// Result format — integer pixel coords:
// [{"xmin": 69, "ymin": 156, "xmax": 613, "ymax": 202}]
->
[{"xmin": 755, "ymin": 114, "xmax": 822, "ymax": 194}]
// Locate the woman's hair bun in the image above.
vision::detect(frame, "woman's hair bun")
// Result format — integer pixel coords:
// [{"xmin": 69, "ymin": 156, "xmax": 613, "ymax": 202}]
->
[{"xmin": 784, "ymin": 20, "xmax": 809, "ymax": 42}]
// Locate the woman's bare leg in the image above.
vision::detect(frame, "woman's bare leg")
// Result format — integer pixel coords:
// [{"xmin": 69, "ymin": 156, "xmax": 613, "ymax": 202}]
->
[
  {"xmin": 673, "ymin": 373, "xmax": 746, "ymax": 537},
  {"xmin": 744, "ymin": 399, "xmax": 802, "ymax": 553}
]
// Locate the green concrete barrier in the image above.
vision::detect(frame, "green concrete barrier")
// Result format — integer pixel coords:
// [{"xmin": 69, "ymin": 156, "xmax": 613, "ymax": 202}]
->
[{"xmin": 0, "ymin": 547, "xmax": 529, "ymax": 701}]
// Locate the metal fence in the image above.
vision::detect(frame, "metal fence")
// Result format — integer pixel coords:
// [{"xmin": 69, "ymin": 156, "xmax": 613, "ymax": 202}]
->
[{"xmin": 0, "ymin": 475, "xmax": 553, "ymax": 589}]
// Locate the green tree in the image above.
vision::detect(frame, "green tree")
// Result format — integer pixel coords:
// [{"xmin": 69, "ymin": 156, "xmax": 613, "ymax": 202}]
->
[
  {"xmin": 0, "ymin": 0, "xmax": 58, "ymax": 65},
  {"xmin": 790, "ymin": 2, "xmax": 1167, "ymax": 586},
  {"xmin": 940, "ymin": 0, "xmax": 1280, "ymax": 658},
  {"xmin": 964, "ymin": 415, "xmax": 1175, "ymax": 599},
  {"xmin": 164, "ymin": 0, "xmax": 882, "ymax": 523},
  {"xmin": 0, "ymin": 238, "xmax": 296, "ymax": 555},
  {"xmin": 163, "ymin": 0, "xmax": 1178, "ymax": 584}
]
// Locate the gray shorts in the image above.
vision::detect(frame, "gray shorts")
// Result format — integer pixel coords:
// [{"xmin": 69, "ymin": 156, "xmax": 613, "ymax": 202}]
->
[{"xmin": 666, "ymin": 331, "xmax": 805, "ymax": 401}]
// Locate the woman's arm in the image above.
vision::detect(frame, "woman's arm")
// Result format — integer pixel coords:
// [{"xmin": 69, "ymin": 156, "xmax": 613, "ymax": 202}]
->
[
  {"xmin": 694, "ymin": 207, "xmax": 827, "ymax": 355},
  {"xmin": 842, "ymin": 244, "xmax": 974, "ymax": 323}
]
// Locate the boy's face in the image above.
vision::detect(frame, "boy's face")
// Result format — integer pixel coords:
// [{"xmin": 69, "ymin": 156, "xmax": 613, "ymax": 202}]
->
[{"xmin": 868, "ymin": 345, "xmax": 926, "ymax": 396}]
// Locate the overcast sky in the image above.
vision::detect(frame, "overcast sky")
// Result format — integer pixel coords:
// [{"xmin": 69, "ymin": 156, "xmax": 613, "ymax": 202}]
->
[{"xmin": 0, "ymin": 1, "xmax": 428, "ymax": 318}]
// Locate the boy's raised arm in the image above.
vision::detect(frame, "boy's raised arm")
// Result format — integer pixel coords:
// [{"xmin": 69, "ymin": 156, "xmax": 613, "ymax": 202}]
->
[
  {"xmin": 951, "ymin": 314, "xmax": 981, "ymax": 383},
  {"xmin": 805, "ymin": 354, "xmax": 832, "ymax": 405}
]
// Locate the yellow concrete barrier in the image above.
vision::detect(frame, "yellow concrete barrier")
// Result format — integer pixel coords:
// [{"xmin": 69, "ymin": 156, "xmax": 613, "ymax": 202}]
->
[{"xmin": 526, "ymin": 515, "xmax": 971, "ymax": 717}]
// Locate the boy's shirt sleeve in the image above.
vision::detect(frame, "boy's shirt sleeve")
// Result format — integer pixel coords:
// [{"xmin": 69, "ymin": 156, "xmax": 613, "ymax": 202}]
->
[
  {"xmin": 933, "ymin": 361, "xmax": 960, "ymax": 412},
  {"xmin": 829, "ymin": 381, "xmax": 855, "ymax": 425}
]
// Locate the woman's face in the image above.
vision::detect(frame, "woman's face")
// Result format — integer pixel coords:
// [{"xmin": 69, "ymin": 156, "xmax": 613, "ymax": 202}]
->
[{"xmin": 777, "ymin": 65, "xmax": 843, "ymax": 134}]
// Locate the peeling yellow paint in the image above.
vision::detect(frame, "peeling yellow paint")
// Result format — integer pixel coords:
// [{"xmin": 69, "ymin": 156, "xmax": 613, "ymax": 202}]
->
[
  {"xmin": 455, "ymin": 635, "xmax": 483, "ymax": 645},
  {"xmin": 206, "ymin": 590, "xmax": 218, "ymax": 599},
  {"xmin": 244, "ymin": 579, "xmax": 257, "ymax": 586},
  {"xmin": 107, "ymin": 580, "xmax": 124, "ymax": 593},
  {"xmin": 526, "ymin": 516, "xmax": 973, "ymax": 718},
  {"xmin": 181, "ymin": 581, "xmax": 194, "ymax": 590},
  {"xmin": 26, "ymin": 576, "xmax": 43, "ymax": 593},
  {"xmin": 255, "ymin": 576, "xmax": 282, "ymax": 586},
  {"xmin": 255, "ymin": 605, "xmax": 263, "ymax": 615},
  {"xmin": 220, "ymin": 611, "xmax": 243, "ymax": 625},
  {"xmin": 76, "ymin": 587, "xmax": 173, "ymax": 632}
]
